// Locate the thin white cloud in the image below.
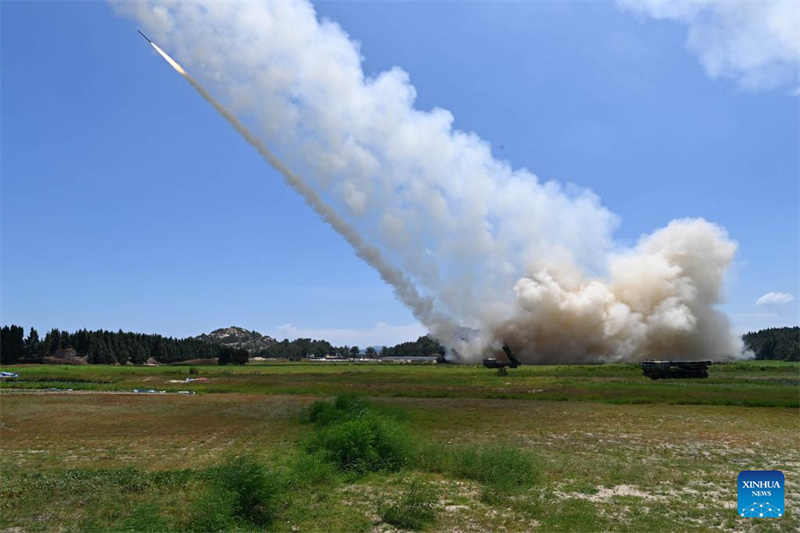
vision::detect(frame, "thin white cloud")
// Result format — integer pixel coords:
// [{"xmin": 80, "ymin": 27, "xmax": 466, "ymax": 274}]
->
[
  {"xmin": 755, "ymin": 291, "xmax": 795, "ymax": 307},
  {"xmin": 617, "ymin": 0, "xmax": 800, "ymax": 93},
  {"xmin": 273, "ymin": 322, "xmax": 428, "ymax": 347}
]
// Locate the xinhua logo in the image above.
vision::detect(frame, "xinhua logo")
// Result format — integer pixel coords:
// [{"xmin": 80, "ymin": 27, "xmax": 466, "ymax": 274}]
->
[{"xmin": 738, "ymin": 470, "xmax": 784, "ymax": 518}]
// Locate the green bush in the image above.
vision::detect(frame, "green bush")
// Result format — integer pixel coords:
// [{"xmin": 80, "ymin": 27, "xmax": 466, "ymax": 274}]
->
[
  {"xmin": 307, "ymin": 412, "xmax": 413, "ymax": 474},
  {"xmin": 304, "ymin": 394, "xmax": 414, "ymax": 474},
  {"xmin": 379, "ymin": 481, "xmax": 437, "ymax": 530},
  {"xmin": 207, "ymin": 455, "xmax": 280, "ymax": 526},
  {"xmin": 186, "ymin": 455, "xmax": 282, "ymax": 530},
  {"xmin": 306, "ymin": 393, "xmax": 369, "ymax": 426},
  {"xmin": 306, "ymin": 399, "xmax": 339, "ymax": 425}
]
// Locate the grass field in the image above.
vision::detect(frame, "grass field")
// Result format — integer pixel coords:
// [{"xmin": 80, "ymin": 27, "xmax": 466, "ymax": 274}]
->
[{"xmin": 1, "ymin": 361, "xmax": 798, "ymax": 532}]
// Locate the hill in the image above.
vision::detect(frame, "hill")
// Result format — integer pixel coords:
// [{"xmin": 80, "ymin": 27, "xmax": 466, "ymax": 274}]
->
[{"xmin": 193, "ymin": 326, "xmax": 274, "ymax": 353}]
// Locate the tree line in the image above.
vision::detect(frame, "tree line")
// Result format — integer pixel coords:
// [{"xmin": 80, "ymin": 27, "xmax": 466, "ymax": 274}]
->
[
  {"xmin": 0, "ymin": 326, "xmax": 232, "ymax": 365},
  {"xmin": 253, "ymin": 335, "xmax": 445, "ymax": 360},
  {"xmin": 5, "ymin": 324, "xmax": 797, "ymax": 365},
  {"xmin": 742, "ymin": 327, "xmax": 799, "ymax": 361},
  {"xmin": 380, "ymin": 335, "xmax": 446, "ymax": 358},
  {"xmin": 0, "ymin": 325, "xmax": 446, "ymax": 365}
]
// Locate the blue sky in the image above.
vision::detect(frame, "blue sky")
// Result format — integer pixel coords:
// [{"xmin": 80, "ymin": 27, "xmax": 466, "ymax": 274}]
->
[{"xmin": 2, "ymin": 1, "xmax": 797, "ymax": 346}]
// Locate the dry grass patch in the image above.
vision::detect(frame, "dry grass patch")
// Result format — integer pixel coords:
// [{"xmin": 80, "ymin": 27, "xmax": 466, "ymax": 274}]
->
[{"xmin": 0, "ymin": 393, "xmax": 312, "ymax": 469}]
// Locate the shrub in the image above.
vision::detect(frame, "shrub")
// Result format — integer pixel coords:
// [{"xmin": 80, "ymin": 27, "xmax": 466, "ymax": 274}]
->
[
  {"xmin": 306, "ymin": 393, "xmax": 369, "ymax": 426},
  {"xmin": 205, "ymin": 455, "xmax": 280, "ymax": 526},
  {"xmin": 307, "ymin": 413, "xmax": 413, "ymax": 474},
  {"xmin": 379, "ymin": 481, "xmax": 437, "ymax": 530},
  {"xmin": 306, "ymin": 399, "xmax": 339, "ymax": 425}
]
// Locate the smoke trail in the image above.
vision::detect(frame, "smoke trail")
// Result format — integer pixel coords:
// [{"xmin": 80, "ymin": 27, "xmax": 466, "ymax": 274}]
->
[
  {"xmin": 147, "ymin": 42, "xmax": 447, "ymax": 331},
  {"xmin": 118, "ymin": 1, "xmax": 745, "ymax": 362}
]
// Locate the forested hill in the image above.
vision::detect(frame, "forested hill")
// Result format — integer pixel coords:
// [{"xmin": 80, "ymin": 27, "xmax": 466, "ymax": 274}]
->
[
  {"xmin": 193, "ymin": 326, "xmax": 275, "ymax": 352},
  {"xmin": 742, "ymin": 327, "xmax": 799, "ymax": 361}
]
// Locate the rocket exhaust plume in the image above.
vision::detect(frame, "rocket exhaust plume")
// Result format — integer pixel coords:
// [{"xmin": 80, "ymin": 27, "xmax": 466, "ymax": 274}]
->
[
  {"xmin": 149, "ymin": 42, "xmax": 186, "ymax": 76},
  {"xmin": 141, "ymin": 32, "xmax": 447, "ymax": 331},
  {"xmin": 124, "ymin": 1, "xmax": 745, "ymax": 363}
]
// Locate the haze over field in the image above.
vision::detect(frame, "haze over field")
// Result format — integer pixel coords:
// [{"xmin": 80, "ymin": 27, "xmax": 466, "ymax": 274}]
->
[{"xmin": 110, "ymin": 0, "xmax": 764, "ymax": 363}]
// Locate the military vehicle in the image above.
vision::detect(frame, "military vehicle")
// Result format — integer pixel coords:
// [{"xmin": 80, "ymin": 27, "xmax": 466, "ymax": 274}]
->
[
  {"xmin": 483, "ymin": 345, "xmax": 521, "ymax": 369},
  {"xmin": 641, "ymin": 360, "xmax": 710, "ymax": 380}
]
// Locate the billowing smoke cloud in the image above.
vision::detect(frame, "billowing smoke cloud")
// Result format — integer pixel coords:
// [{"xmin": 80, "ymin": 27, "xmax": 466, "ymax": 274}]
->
[
  {"xmin": 494, "ymin": 219, "xmax": 740, "ymax": 363},
  {"xmin": 617, "ymin": 0, "xmax": 800, "ymax": 93},
  {"xmin": 116, "ymin": 0, "xmax": 744, "ymax": 363}
]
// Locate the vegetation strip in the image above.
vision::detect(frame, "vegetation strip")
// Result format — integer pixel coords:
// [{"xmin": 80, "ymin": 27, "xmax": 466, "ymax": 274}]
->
[{"xmin": 2, "ymin": 361, "xmax": 797, "ymax": 408}]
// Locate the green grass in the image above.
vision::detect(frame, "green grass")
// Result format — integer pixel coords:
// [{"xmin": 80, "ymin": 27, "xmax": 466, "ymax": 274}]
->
[
  {"xmin": 414, "ymin": 441, "xmax": 541, "ymax": 498},
  {"xmin": 378, "ymin": 480, "xmax": 438, "ymax": 530},
  {"xmin": 117, "ymin": 502, "xmax": 171, "ymax": 532},
  {"xmin": 2, "ymin": 360, "xmax": 797, "ymax": 407},
  {"xmin": 0, "ymin": 396, "xmax": 538, "ymax": 531},
  {"xmin": 1, "ymin": 364, "xmax": 798, "ymax": 532}
]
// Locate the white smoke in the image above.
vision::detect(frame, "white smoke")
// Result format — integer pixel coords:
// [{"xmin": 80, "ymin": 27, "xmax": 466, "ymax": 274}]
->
[
  {"xmin": 495, "ymin": 219, "xmax": 740, "ymax": 363},
  {"xmin": 617, "ymin": 0, "xmax": 800, "ymax": 93},
  {"xmin": 116, "ymin": 0, "xmax": 745, "ymax": 363}
]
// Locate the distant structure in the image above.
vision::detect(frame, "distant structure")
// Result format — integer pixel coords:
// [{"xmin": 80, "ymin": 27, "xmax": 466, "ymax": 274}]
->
[
  {"xmin": 305, "ymin": 355, "xmax": 438, "ymax": 364},
  {"xmin": 641, "ymin": 360, "xmax": 710, "ymax": 380},
  {"xmin": 483, "ymin": 345, "xmax": 521, "ymax": 370}
]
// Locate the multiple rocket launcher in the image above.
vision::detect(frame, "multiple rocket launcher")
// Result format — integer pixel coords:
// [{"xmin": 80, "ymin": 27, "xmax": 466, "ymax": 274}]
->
[
  {"xmin": 482, "ymin": 345, "xmax": 521, "ymax": 370},
  {"xmin": 482, "ymin": 343, "xmax": 710, "ymax": 379}
]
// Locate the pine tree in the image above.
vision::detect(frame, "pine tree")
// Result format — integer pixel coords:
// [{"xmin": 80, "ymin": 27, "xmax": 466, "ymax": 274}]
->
[
  {"xmin": 24, "ymin": 327, "xmax": 41, "ymax": 359},
  {"xmin": 218, "ymin": 346, "xmax": 233, "ymax": 366},
  {"xmin": 0, "ymin": 325, "xmax": 25, "ymax": 364},
  {"xmin": 43, "ymin": 329, "xmax": 61, "ymax": 355}
]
